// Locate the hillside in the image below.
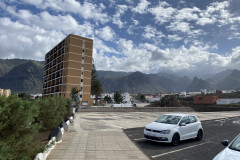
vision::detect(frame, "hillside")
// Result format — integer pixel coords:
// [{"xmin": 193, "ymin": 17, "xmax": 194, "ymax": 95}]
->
[
  {"xmin": 99, "ymin": 71, "xmax": 166, "ymax": 94},
  {"xmin": 0, "ymin": 58, "xmax": 240, "ymax": 94},
  {"xmin": 187, "ymin": 77, "xmax": 214, "ymax": 91},
  {"xmin": 206, "ymin": 69, "xmax": 234, "ymax": 85},
  {"xmin": 216, "ymin": 70, "xmax": 240, "ymax": 90},
  {"xmin": 0, "ymin": 59, "xmax": 44, "ymax": 94},
  {"xmin": 0, "ymin": 59, "xmax": 42, "ymax": 77}
]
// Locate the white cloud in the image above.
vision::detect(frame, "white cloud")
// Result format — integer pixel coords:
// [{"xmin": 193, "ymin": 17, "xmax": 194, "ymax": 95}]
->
[
  {"xmin": 168, "ymin": 35, "xmax": 183, "ymax": 42},
  {"xmin": 142, "ymin": 25, "xmax": 165, "ymax": 41},
  {"xmin": 1, "ymin": 0, "xmax": 240, "ymax": 77},
  {"xmin": 149, "ymin": 45, "xmax": 234, "ymax": 75},
  {"xmin": 149, "ymin": 2, "xmax": 176, "ymax": 24},
  {"xmin": 21, "ymin": 0, "xmax": 109, "ymax": 23},
  {"xmin": 132, "ymin": 0, "xmax": 150, "ymax": 14},
  {"xmin": 0, "ymin": 7, "xmax": 95, "ymax": 60},
  {"xmin": 5, "ymin": 7, "xmax": 94, "ymax": 36},
  {"xmin": 0, "ymin": 1, "xmax": 6, "ymax": 8},
  {"xmin": 197, "ymin": 1, "xmax": 231, "ymax": 26},
  {"xmin": 113, "ymin": 5, "xmax": 128, "ymax": 28},
  {"xmin": 230, "ymin": 46, "xmax": 240, "ymax": 66},
  {"xmin": 132, "ymin": 18, "xmax": 139, "ymax": 25},
  {"xmin": 93, "ymin": 38, "xmax": 119, "ymax": 56},
  {"xmin": 0, "ymin": 17, "xmax": 65, "ymax": 60},
  {"xmin": 197, "ymin": 17, "xmax": 216, "ymax": 26},
  {"xmin": 95, "ymin": 26, "xmax": 115, "ymax": 41},
  {"xmin": 168, "ymin": 21, "xmax": 191, "ymax": 33},
  {"xmin": 93, "ymin": 38, "xmax": 151, "ymax": 72},
  {"xmin": 174, "ymin": 7, "xmax": 200, "ymax": 21},
  {"xmin": 228, "ymin": 32, "xmax": 240, "ymax": 40},
  {"xmin": 22, "ymin": 0, "xmax": 43, "ymax": 6}
]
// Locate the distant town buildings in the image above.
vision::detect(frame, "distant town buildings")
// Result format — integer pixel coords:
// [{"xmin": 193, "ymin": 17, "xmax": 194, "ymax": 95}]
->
[
  {"xmin": 217, "ymin": 98, "xmax": 240, "ymax": 105},
  {"xmin": 0, "ymin": 89, "xmax": 11, "ymax": 97},
  {"xmin": 99, "ymin": 92, "xmax": 132, "ymax": 104},
  {"xmin": 42, "ymin": 34, "xmax": 93, "ymax": 106},
  {"xmin": 193, "ymin": 95, "xmax": 218, "ymax": 105},
  {"xmin": 30, "ymin": 94, "xmax": 42, "ymax": 99}
]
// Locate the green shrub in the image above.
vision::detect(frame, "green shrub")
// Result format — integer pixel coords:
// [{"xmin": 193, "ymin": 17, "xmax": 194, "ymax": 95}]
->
[
  {"xmin": 0, "ymin": 95, "xmax": 42, "ymax": 160},
  {"xmin": 36, "ymin": 95, "xmax": 72, "ymax": 131}
]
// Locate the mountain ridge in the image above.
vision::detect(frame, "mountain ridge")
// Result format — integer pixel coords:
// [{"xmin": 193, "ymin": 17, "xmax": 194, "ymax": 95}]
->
[{"xmin": 0, "ymin": 58, "xmax": 239, "ymax": 94}]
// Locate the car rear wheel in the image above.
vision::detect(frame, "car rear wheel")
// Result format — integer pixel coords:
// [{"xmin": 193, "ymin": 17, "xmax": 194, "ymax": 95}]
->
[
  {"xmin": 196, "ymin": 129, "xmax": 203, "ymax": 141},
  {"xmin": 172, "ymin": 133, "xmax": 180, "ymax": 146}
]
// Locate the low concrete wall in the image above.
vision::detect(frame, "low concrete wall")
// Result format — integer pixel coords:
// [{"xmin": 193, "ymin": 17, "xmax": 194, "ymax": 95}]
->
[
  {"xmin": 78, "ymin": 107, "xmax": 194, "ymax": 112},
  {"xmin": 190, "ymin": 105, "xmax": 240, "ymax": 112}
]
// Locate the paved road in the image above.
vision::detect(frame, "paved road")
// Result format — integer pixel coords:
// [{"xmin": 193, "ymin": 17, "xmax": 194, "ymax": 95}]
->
[
  {"xmin": 124, "ymin": 117, "xmax": 240, "ymax": 160},
  {"xmin": 47, "ymin": 111, "xmax": 240, "ymax": 160}
]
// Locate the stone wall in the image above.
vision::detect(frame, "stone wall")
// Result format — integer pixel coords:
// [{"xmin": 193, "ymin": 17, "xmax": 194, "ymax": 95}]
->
[{"xmin": 78, "ymin": 107, "xmax": 194, "ymax": 112}]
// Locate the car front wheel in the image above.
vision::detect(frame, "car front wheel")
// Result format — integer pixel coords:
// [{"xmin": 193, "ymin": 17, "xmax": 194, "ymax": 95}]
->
[
  {"xmin": 172, "ymin": 133, "xmax": 180, "ymax": 146},
  {"xmin": 196, "ymin": 129, "xmax": 203, "ymax": 141}
]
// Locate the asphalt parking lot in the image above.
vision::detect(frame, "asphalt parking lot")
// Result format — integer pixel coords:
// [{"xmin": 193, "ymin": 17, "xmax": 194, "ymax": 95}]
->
[{"xmin": 124, "ymin": 117, "xmax": 240, "ymax": 160}]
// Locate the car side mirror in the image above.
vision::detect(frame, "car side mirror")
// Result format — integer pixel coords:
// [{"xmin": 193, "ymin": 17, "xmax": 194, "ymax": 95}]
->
[
  {"xmin": 180, "ymin": 123, "xmax": 186, "ymax": 126},
  {"xmin": 221, "ymin": 140, "xmax": 229, "ymax": 146}
]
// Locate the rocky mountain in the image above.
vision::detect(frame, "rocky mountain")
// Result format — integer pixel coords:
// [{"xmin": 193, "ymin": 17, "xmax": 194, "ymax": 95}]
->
[
  {"xmin": 97, "ymin": 70, "xmax": 131, "ymax": 79},
  {"xmin": 0, "ymin": 59, "xmax": 44, "ymax": 94},
  {"xmin": 0, "ymin": 58, "xmax": 239, "ymax": 94},
  {"xmin": 0, "ymin": 58, "xmax": 39, "ymax": 77},
  {"xmin": 99, "ymin": 71, "xmax": 166, "ymax": 94},
  {"xmin": 216, "ymin": 70, "xmax": 240, "ymax": 90},
  {"xmin": 206, "ymin": 69, "xmax": 234, "ymax": 85},
  {"xmin": 186, "ymin": 77, "xmax": 214, "ymax": 91},
  {"xmin": 99, "ymin": 71, "xmax": 193, "ymax": 93}
]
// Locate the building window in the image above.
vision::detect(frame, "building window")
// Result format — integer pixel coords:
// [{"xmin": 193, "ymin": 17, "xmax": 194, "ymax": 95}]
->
[
  {"xmin": 81, "ymin": 64, "xmax": 84, "ymax": 67},
  {"xmin": 82, "ymin": 41, "xmax": 85, "ymax": 48},
  {"xmin": 82, "ymin": 57, "xmax": 84, "ymax": 60},
  {"xmin": 80, "ymin": 95, "xmax": 82, "ymax": 98},
  {"xmin": 82, "ymin": 49, "xmax": 84, "ymax": 53},
  {"xmin": 81, "ymin": 72, "xmax": 84, "ymax": 75},
  {"xmin": 82, "ymin": 101, "xmax": 88, "ymax": 105},
  {"xmin": 81, "ymin": 79, "xmax": 83, "ymax": 82}
]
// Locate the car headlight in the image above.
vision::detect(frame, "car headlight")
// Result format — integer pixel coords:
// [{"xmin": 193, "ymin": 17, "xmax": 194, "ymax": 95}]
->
[{"xmin": 160, "ymin": 129, "xmax": 171, "ymax": 134}]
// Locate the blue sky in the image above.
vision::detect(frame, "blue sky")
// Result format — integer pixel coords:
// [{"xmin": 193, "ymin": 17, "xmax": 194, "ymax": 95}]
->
[{"xmin": 0, "ymin": 0, "xmax": 240, "ymax": 77}]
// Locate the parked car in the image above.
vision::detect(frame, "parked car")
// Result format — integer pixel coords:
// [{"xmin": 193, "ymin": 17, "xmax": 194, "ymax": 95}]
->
[
  {"xmin": 144, "ymin": 113, "xmax": 203, "ymax": 145},
  {"xmin": 213, "ymin": 134, "xmax": 240, "ymax": 160}
]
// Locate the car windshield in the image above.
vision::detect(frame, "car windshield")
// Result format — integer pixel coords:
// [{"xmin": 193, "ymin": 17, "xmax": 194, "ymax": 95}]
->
[
  {"xmin": 155, "ymin": 115, "xmax": 182, "ymax": 125},
  {"xmin": 229, "ymin": 135, "xmax": 240, "ymax": 152}
]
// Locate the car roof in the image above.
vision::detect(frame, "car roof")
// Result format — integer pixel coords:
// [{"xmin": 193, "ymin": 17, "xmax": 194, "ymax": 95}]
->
[{"xmin": 163, "ymin": 113, "xmax": 194, "ymax": 117}]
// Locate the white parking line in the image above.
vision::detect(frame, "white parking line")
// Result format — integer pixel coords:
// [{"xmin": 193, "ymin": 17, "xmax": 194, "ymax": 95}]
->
[
  {"xmin": 233, "ymin": 120, "xmax": 240, "ymax": 124},
  {"xmin": 215, "ymin": 118, "xmax": 228, "ymax": 126},
  {"xmin": 134, "ymin": 137, "xmax": 145, "ymax": 141},
  {"xmin": 151, "ymin": 141, "xmax": 211, "ymax": 159}
]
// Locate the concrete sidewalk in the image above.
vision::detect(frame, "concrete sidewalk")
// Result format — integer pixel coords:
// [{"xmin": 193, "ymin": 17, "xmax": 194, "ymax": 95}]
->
[{"xmin": 47, "ymin": 111, "xmax": 240, "ymax": 160}]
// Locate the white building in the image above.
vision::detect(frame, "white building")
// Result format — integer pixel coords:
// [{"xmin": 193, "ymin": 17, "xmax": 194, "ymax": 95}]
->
[
  {"xmin": 149, "ymin": 97, "xmax": 161, "ymax": 102},
  {"xmin": 30, "ymin": 93, "xmax": 42, "ymax": 99},
  {"xmin": 179, "ymin": 91, "xmax": 187, "ymax": 97},
  {"xmin": 122, "ymin": 92, "xmax": 131, "ymax": 103},
  {"xmin": 217, "ymin": 98, "xmax": 240, "ymax": 105},
  {"xmin": 200, "ymin": 89, "xmax": 207, "ymax": 94}
]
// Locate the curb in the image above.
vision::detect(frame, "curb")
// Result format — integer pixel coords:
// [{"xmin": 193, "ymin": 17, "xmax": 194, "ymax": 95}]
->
[{"xmin": 34, "ymin": 114, "xmax": 75, "ymax": 160}]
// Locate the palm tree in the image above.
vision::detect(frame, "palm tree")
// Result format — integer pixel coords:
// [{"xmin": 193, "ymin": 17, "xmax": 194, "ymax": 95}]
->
[
  {"xmin": 91, "ymin": 64, "xmax": 103, "ymax": 105},
  {"xmin": 91, "ymin": 80, "xmax": 103, "ymax": 105}
]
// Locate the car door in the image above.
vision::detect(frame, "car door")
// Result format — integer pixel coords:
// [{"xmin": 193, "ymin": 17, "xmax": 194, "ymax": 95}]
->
[
  {"xmin": 179, "ymin": 116, "xmax": 191, "ymax": 140},
  {"xmin": 188, "ymin": 116, "xmax": 199, "ymax": 137}
]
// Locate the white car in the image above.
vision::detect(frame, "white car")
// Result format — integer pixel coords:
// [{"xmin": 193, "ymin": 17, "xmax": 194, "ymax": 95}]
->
[
  {"xmin": 144, "ymin": 113, "xmax": 203, "ymax": 145},
  {"xmin": 213, "ymin": 134, "xmax": 240, "ymax": 160}
]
